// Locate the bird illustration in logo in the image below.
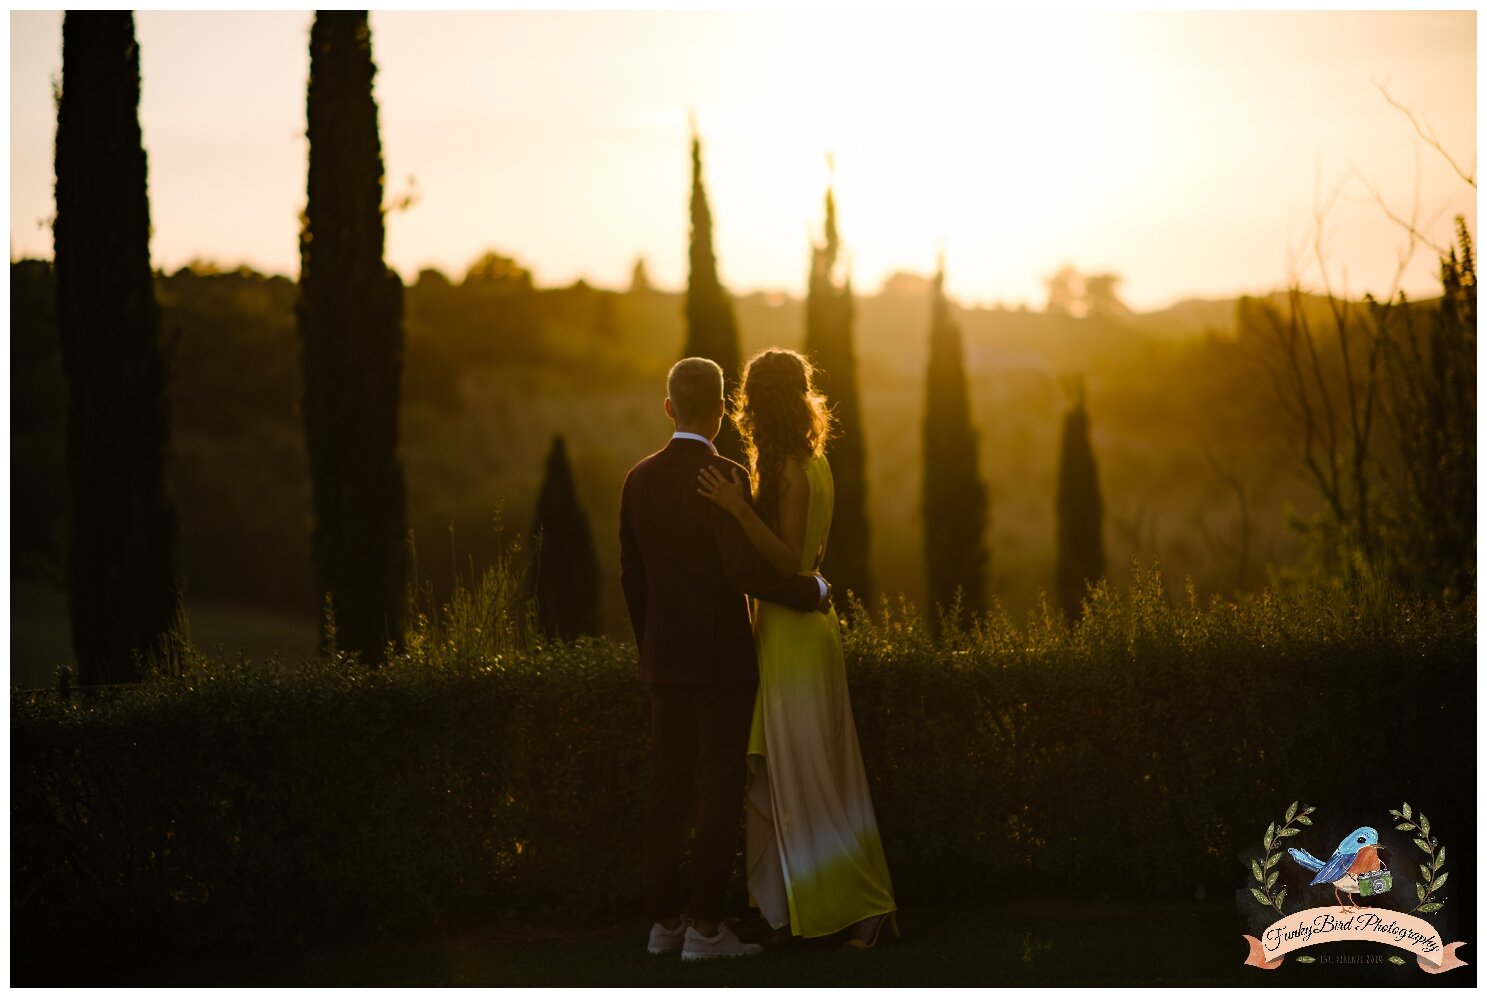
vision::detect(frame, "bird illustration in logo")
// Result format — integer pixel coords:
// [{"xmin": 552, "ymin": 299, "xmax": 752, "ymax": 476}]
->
[{"xmin": 1288, "ymin": 826, "xmax": 1391, "ymax": 908}]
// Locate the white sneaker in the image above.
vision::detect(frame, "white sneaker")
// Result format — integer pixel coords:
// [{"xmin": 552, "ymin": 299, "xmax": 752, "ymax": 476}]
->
[
  {"xmin": 681, "ymin": 918, "xmax": 765, "ymax": 961},
  {"xmin": 648, "ymin": 918, "xmax": 688, "ymax": 955}
]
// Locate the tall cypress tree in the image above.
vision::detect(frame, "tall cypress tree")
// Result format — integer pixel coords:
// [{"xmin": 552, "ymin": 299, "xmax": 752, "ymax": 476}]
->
[
  {"xmin": 922, "ymin": 255, "xmax": 988, "ymax": 619},
  {"xmin": 297, "ymin": 12, "xmax": 407, "ymax": 663},
  {"xmin": 804, "ymin": 186, "xmax": 872, "ymax": 605},
  {"xmin": 682, "ymin": 123, "xmax": 744, "ymax": 462},
  {"xmin": 54, "ymin": 12, "xmax": 179, "ymax": 684},
  {"xmin": 527, "ymin": 435, "xmax": 601, "ymax": 639},
  {"xmin": 1055, "ymin": 384, "xmax": 1105, "ymax": 622}
]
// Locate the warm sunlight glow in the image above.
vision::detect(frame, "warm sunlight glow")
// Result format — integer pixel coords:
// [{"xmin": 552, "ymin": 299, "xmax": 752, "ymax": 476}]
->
[
  {"xmin": 709, "ymin": 11, "xmax": 1132, "ymax": 300},
  {"xmin": 9, "ymin": 10, "xmax": 1476, "ymax": 309}
]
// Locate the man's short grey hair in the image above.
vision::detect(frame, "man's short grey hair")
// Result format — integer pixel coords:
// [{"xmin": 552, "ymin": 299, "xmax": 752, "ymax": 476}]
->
[{"xmin": 667, "ymin": 357, "xmax": 724, "ymax": 423}]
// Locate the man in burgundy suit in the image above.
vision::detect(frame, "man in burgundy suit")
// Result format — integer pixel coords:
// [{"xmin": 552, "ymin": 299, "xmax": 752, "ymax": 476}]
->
[{"xmin": 620, "ymin": 357, "xmax": 829, "ymax": 961}]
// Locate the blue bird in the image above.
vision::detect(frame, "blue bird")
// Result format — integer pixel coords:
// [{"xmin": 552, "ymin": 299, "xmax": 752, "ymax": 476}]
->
[{"xmin": 1289, "ymin": 826, "xmax": 1390, "ymax": 908}]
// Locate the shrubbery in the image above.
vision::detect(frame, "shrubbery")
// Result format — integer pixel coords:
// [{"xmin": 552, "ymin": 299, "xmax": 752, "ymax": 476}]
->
[{"xmin": 12, "ymin": 565, "xmax": 1474, "ymax": 968}]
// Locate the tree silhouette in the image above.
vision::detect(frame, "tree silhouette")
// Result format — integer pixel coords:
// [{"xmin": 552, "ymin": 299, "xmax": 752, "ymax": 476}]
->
[
  {"xmin": 804, "ymin": 185, "xmax": 872, "ymax": 605},
  {"xmin": 1246, "ymin": 269, "xmax": 1387, "ymax": 582},
  {"xmin": 1055, "ymin": 383, "xmax": 1106, "ymax": 622},
  {"xmin": 682, "ymin": 122, "xmax": 743, "ymax": 462},
  {"xmin": 463, "ymin": 249, "xmax": 533, "ymax": 289},
  {"xmin": 54, "ymin": 12, "xmax": 179, "ymax": 684},
  {"xmin": 526, "ymin": 435, "xmax": 601, "ymax": 639},
  {"xmin": 1045, "ymin": 265, "xmax": 1082, "ymax": 316},
  {"xmin": 629, "ymin": 256, "xmax": 652, "ymax": 294},
  {"xmin": 1083, "ymin": 274, "xmax": 1130, "ymax": 319},
  {"xmin": 297, "ymin": 11, "xmax": 407, "ymax": 663},
  {"xmin": 1372, "ymin": 217, "xmax": 1476, "ymax": 600},
  {"xmin": 922, "ymin": 256, "xmax": 988, "ymax": 619}
]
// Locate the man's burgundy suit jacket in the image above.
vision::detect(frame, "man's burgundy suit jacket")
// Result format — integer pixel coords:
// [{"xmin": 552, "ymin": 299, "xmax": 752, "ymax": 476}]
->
[{"xmin": 619, "ymin": 436, "xmax": 821, "ymax": 685}]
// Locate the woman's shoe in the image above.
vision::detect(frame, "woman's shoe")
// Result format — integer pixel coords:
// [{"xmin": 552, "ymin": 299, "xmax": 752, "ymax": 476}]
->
[{"xmin": 841, "ymin": 911, "xmax": 898, "ymax": 951}]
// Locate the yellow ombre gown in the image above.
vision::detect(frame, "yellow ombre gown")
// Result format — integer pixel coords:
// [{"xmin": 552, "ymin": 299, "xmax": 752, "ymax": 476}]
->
[{"xmin": 745, "ymin": 454, "xmax": 896, "ymax": 937}]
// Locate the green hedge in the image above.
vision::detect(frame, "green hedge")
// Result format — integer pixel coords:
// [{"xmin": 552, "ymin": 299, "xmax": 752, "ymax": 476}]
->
[{"xmin": 12, "ymin": 568, "xmax": 1474, "ymax": 966}]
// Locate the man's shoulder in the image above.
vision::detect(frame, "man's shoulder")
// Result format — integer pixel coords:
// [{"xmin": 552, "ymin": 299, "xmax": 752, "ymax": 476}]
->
[
  {"xmin": 628, "ymin": 443, "xmax": 742, "ymax": 474},
  {"xmin": 623, "ymin": 447, "xmax": 668, "ymax": 484},
  {"xmin": 624, "ymin": 442, "xmax": 746, "ymax": 507},
  {"xmin": 701, "ymin": 452, "xmax": 749, "ymax": 476}
]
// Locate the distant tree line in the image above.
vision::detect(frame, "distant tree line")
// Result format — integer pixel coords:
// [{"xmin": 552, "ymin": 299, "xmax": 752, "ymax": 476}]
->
[{"xmin": 34, "ymin": 243, "xmax": 1474, "ymax": 652}]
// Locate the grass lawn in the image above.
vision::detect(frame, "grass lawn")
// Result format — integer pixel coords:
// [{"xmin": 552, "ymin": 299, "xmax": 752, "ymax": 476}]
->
[{"xmin": 109, "ymin": 899, "xmax": 1462, "ymax": 988}]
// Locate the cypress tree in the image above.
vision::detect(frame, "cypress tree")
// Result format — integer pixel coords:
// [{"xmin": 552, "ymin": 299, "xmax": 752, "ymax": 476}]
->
[
  {"xmin": 1055, "ymin": 384, "xmax": 1105, "ymax": 622},
  {"xmin": 527, "ymin": 435, "xmax": 601, "ymax": 639},
  {"xmin": 682, "ymin": 123, "xmax": 744, "ymax": 462},
  {"xmin": 804, "ymin": 186, "xmax": 872, "ymax": 605},
  {"xmin": 54, "ymin": 12, "xmax": 179, "ymax": 684},
  {"xmin": 921, "ymin": 255, "xmax": 988, "ymax": 619},
  {"xmin": 297, "ymin": 12, "xmax": 407, "ymax": 663}
]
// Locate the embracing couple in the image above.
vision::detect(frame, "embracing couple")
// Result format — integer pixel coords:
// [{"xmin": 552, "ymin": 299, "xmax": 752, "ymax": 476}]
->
[{"xmin": 619, "ymin": 350, "xmax": 897, "ymax": 961}]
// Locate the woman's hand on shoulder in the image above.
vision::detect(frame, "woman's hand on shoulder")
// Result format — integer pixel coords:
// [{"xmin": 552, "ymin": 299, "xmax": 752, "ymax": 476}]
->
[{"xmin": 697, "ymin": 464, "xmax": 750, "ymax": 518}]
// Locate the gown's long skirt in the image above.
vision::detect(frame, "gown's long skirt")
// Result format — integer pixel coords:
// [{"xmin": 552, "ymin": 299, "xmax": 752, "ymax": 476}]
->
[{"xmin": 745, "ymin": 562, "xmax": 895, "ymax": 936}]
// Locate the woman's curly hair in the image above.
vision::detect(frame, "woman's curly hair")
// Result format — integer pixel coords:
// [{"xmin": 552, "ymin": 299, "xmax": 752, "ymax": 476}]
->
[{"xmin": 731, "ymin": 348, "xmax": 833, "ymax": 530}]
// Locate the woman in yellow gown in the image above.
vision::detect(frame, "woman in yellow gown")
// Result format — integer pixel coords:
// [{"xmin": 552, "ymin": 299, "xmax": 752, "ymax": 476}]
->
[{"xmin": 697, "ymin": 348, "xmax": 897, "ymax": 949}]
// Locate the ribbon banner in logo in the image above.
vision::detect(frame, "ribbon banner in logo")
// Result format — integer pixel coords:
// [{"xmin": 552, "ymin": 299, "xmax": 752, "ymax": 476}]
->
[{"xmin": 1242, "ymin": 906, "xmax": 1468, "ymax": 973}]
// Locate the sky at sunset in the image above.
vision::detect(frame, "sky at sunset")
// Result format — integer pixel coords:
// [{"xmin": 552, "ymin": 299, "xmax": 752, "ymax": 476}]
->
[{"xmin": 8, "ymin": 10, "xmax": 1477, "ymax": 310}]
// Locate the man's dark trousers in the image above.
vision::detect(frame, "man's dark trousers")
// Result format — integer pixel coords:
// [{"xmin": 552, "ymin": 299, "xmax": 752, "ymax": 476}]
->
[{"xmin": 644, "ymin": 682, "xmax": 755, "ymax": 922}]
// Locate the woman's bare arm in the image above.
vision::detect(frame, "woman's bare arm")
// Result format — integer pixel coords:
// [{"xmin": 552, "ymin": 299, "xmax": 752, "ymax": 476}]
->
[
  {"xmin": 774, "ymin": 458, "xmax": 810, "ymax": 571},
  {"xmin": 698, "ymin": 460, "xmax": 809, "ymax": 577}
]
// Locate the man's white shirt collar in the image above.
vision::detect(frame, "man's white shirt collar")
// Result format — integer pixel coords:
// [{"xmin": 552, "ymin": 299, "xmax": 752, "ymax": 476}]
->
[{"xmin": 671, "ymin": 432, "xmax": 718, "ymax": 454}]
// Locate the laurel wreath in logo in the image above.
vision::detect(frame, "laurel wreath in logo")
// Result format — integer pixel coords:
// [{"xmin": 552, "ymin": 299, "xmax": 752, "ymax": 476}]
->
[
  {"xmin": 1249, "ymin": 799, "xmax": 1313, "ymax": 915},
  {"xmin": 1390, "ymin": 801, "xmax": 1448, "ymax": 916}
]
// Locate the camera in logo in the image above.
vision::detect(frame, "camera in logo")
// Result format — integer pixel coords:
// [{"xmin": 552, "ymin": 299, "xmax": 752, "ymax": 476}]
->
[{"xmin": 1357, "ymin": 870, "xmax": 1392, "ymax": 896}]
